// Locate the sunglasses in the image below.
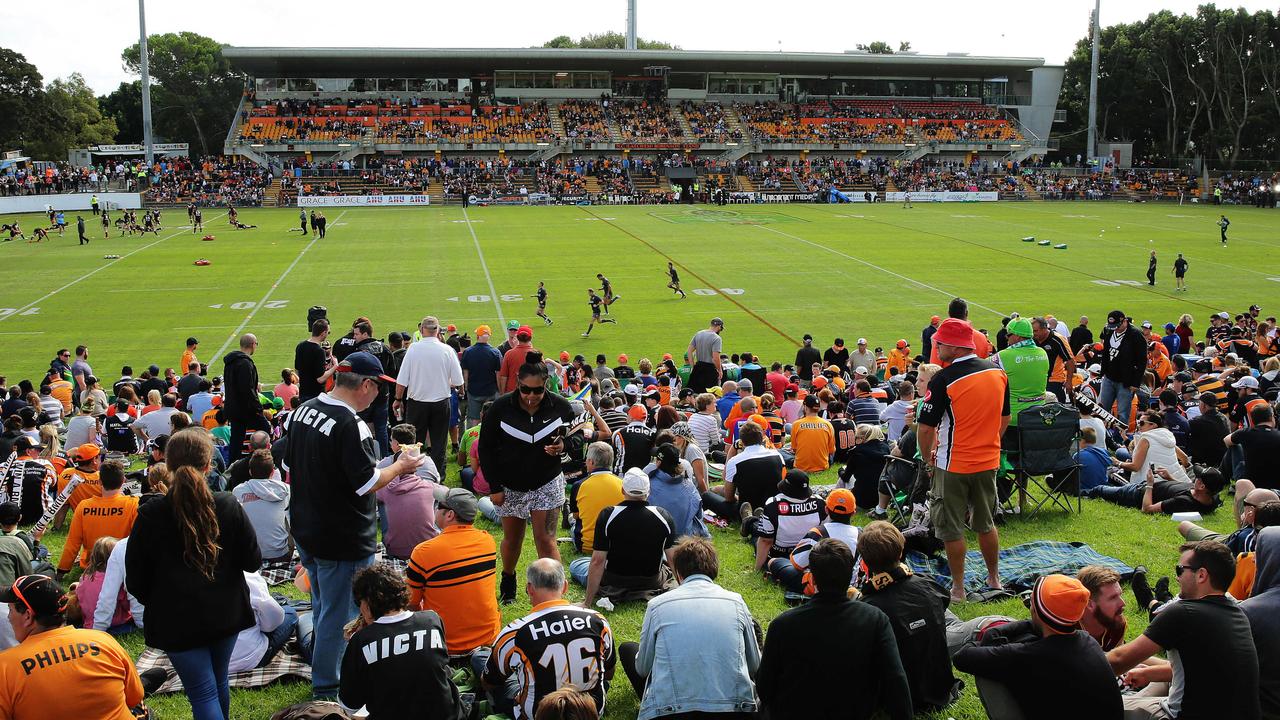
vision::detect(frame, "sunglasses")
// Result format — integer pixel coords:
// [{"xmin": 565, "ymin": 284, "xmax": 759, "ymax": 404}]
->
[
  {"xmin": 1175, "ymin": 563, "xmax": 1200, "ymax": 577},
  {"xmin": 518, "ymin": 384, "xmax": 546, "ymax": 395},
  {"xmin": 9, "ymin": 575, "xmax": 51, "ymax": 615}
]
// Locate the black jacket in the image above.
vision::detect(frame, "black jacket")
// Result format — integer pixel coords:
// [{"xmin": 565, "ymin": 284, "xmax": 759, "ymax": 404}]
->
[
  {"xmin": 1098, "ymin": 325, "xmax": 1146, "ymax": 388},
  {"xmin": 222, "ymin": 350, "xmax": 261, "ymax": 421},
  {"xmin": 353, "ymin": 337, "xmax": 394, "ymax": 413},
  {"xmin": 126, "ymin": 492, "xmax": 261, "ymax": 651},
  {"xmin": 795, "ymin": 345, "xmax": 821, "ymax": 380},
  {"xmin": 858, "ymin": 569, "xmax": 962, "ymax": 712},
  {"xmin": 1189, "ymin": 409, "xmax": 1230, "ymax": 466},
  {"xmin": 478, "ymin": 391, "xmax": 574, "ymax": 493}
]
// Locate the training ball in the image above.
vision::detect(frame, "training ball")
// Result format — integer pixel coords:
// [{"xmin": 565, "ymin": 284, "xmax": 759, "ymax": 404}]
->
[{"xmin": 1149, "ymin": 239, "xmax": 1154, "ymax": 243}]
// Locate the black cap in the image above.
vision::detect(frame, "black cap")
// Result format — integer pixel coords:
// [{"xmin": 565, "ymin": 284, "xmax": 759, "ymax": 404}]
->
[
  {"xmin": 1106, "ymin": 310, "xmax": 1126, "ymax": 326},
  {"xmin": 778, "ymin": 469, "xmax": 811, "ymax": 498},
  {"xmin": 186, "ymin": 337, "xmax": 199, "ymax": 346},
  {"xmin": 0, "ymin": 575, "xmax": 64, "ymax": 617},
  {"xmin": 14, "ymin": 436, "xmax": 43, "ymax": 453},
  {"xmin": 1172, "ymin": 372, "xmax": 1193, "ymax": 383},
  {"xmin": 1193, "ymin": 359, "xmax": 1213, "ymax": 373},
  {"xmin": 654, "ymin": 443, "xmax": 681, "ymax": 468},
  {"xmin": 802, "ymin": 334, "xmax": 813, "ymax": 341}
]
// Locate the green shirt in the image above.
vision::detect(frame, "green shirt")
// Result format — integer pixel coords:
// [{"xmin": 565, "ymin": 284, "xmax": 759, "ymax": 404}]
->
[
  {"xmin": 459, "ymin": 424, "xmax": 480, "ymax": 461},
  {"xmin": 996, "ymin": 340, "xmax": 1050, "ymax": 426}
]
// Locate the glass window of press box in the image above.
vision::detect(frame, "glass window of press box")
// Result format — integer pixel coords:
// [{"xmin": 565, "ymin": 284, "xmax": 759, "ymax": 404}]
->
[
  {"xmin": 493, "ymin": 71, "xmax": 612, "ymax": 89},
  {"xmin": 255, "ymin": 78, "xmax": 473, "ymax": 93}
]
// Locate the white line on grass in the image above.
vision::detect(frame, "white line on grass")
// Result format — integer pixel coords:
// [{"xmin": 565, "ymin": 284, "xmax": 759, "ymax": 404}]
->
[
  {"xmin": 752, "ymin": 224, "xmax": 1007, "ymax": 317},
  {"xmin": 209, "ymin": 210, "xmax": 347, "ymax": 361},
  {"xmin": 461, "ymin": 208, "xmax": 506, "ymax": 327},
  {"xmin": 0, "ymin": 213, "xmax": 226, "ymax": 323},
  {"xmin": 108, "ymin": 286, "xmax": 221, "ymax": 293}
]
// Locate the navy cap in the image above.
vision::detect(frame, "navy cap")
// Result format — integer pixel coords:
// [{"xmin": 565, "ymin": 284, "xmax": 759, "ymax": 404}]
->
[{"xmin": 337, "ymin": 351, "xmax": 396, "ymax": 383}]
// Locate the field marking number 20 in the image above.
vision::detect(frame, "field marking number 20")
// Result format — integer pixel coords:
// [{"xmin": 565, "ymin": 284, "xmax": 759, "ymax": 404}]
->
[{"xmin": 209, "ymin": 300, "xmax": 290, "ymax": 310}]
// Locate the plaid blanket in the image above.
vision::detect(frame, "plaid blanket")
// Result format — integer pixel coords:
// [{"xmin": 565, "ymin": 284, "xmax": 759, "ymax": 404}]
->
[
  {"xmin": 135, "ymin": 647, "xmax": 311, "ymax": 695},
  {"xmin": 260, "ymin": 555, "xmax": 300, "ymax": 587},
  {"xmin": 905, "ymin": 540, "xmax": 1133, "ymax": 594}
]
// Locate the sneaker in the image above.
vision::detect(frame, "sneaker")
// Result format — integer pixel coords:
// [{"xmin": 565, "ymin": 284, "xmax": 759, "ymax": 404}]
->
[
  {"xmin": 1154, "ymin": 576, "xmax": 1173, "ymax": 604},
  {"xmin": 1131, "ymin": 565, "xmax": 1153, "ymax": 609},
  {"xmin": 499, "ymin": 572, "xmax": 518, "ymax": 604},
  {"xmin": 867, "ymin": 507, "xmax": 888, "ymax": 520},
  {"xmin": 738, "ymin": 502, "xmax": 754, "ymax": 535},
  {"xmin": 581, "ymin": 332, "xmax": 590, "ymax": 338}
]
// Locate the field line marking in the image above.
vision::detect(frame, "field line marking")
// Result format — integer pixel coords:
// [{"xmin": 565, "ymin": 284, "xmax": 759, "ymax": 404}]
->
[
  {"xmin": 209, "ymin": 210, "xmax": 347, "ymax": 362},
  {"xmin": 751, "ymin": 223, "xmax": 1008, "ymax": 318},
  {"xmin": 0, "ymin": 212, "xmax": 226, "ymax": 323},
  {"xmin": 461, "ymin": 208, "xmax": 506, "ymax": 328},
  {"xmin": 578, "ymin": 207, "xmax": 799, "ymax": 346},
  {"xmin": 1014, "ymin": 202, "xmax": 1279, "ymax": 250}
]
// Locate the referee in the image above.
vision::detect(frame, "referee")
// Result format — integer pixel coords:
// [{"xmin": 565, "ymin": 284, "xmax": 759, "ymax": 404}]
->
[
  {"xmin": 282, "ymin": 351, "xmax": 426, "ymax": 699},
  {"xmin": 393, "ymin": 316, "xmax": 463, "ymax": 475}
]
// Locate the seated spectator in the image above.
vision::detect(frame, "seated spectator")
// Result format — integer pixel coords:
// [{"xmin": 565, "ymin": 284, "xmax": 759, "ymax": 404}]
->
[
  {"xmin": 1112, "ymin": 411, "xmax": 1193, "ymax": 484},
  {"xmin": 665, "ymin": 422, "xmax": 708, "ymax": 491},
  {"xmin": 612, "ymin": 404, "xmax": 656, "ymax": 474},
  {"xmin": 955, "ymin": 574, "xmax": 1123, "ymax": 719},
  {"xmin": 0, "ymin": 575, "xmax": 144, "ymax": 718},
  {"xmin": 686, "ymin": 392, "xmax": 724, "ymax": 453},
  {"xmin": 62, "ymin": 405, "xmax": 99, "ymax": 451},
  {"xmin": 73, "ymin": 536, "xmax": 134, "ymax": 633},
  {"xmin": 1157, "ymin": 390, "xmax": 1190, "ymax": 449},
  {"xmin": 840, "ymin": 423, "xmax": 892, "ymax": 511},
  {"xmin": 89, "ymin": 534, "xmax": 145, "ymax": 635},
  {"xmin": 790, "ymin": 396, "xmax": 836, "ymax": 473},
  {"xmin": 229, "ymin": 571, "xmax": 298, "ymax": 673},
  {"xmin": 374, "ymin": 425, "xmax": 440, "ymax": 560},
  {"xmin": 53, "ymin": 443, "xmax": 102, "ymax": 529},
  {"xmin": 338, "ymin": 564, "xmax": 465, "ymax": 720},
  {"xmin": 567, "ymin": 442, "xmax": 624, "ymax": 574},
  {"xmin": 856, "ymin": 521, "xmax": 962, "ymax": 712},
  {"xmin": 848, "ymin": 380, "xmax": 883, "ymax": 425},
  {"xmin": 702, "ymin": 421, "xmax": 784, "ymax": 521},
  {"xmin": 1187, "ymin": 391, "xmax": 1230, "ymax": 467},
  {"xmin": 405, "ymin": 488, "xmax": 500, "ymax": 657},
  {"xmin": 232, "ymin": 449, "xmax": 293, "ymax": 563},
  {"xmin": 618, "ymin": 536, "xmax": 760, "ymax": 718},
  {"xmin": 1241, "ymin": 527, "xmax": 1280, "ymax": 720},
  {"xmin": 1084, "ymin": 463, "xmax": 1225, "ymax": 515},
  {"xmin": 1178, "ymin": 483, "xmax": 1278, "ymax": 555},
  {"xmin": 744, "ymin": 469, "xmax": 825, "ymax": 571},
  {"xmin": 4, "ymin": 436, "xmax": 57, "ymax": 525},
  {"xmin": 580, "ymin": 469, "xmax": 676, "ymax": 606},
  {"xmin": 645, "ymin": 443, "xmax": 708, "ymax": 539},
  {"xmin": 770, "ymin": 488, "xmax": 859, "ymax": 594},
  {"xmin": 58, "ymin": 460, "xmax": 138, "ymax": 574},
  {"xmin": 224, "ymin": 431, "xmax": 274, "ymax": 491},
  {"xmin": 715, "ymin": 381, "xmax": 741, "ymax": 422},
  {"xmin": 534, "ymin": 687, "xmax": 598, "ymax": 720},
  {"xmin": 102, "ymin": 400, "xmax": 137, "ymax": 454},
  {"xmin": 1075, "ymin": 426, "xmax": 1112, "ymax": 492},
  {"xmin": 1224, "ymin": 403, "xmax": 1280, "ymax": 490},
  {"xmin": 758, "ymin": 538, "xmax": 912, "ymax": 719},
  {"xmin": 1108, "ymin": 540, "xmax": 1260, "ymax": 720},
  {"xmin": 881, "ymin": 378, "xmax": 916, "ymax": 441},
  {"xmin": 482, "ymin": 559, "xmax": 614, "ymax": 720},
  {"xmin": 0, "ymin": 502, "xmax": 32, "ymax": 648},
  {"xmin": 132, "ymin": 393, "xmax": 179, "ymax": 442}
]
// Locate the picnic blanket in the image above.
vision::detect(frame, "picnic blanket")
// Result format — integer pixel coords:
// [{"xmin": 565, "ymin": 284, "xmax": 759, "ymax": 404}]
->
[
  {"xmin": 135, "ymin": 646, "xmax": 311, "ymax": 695},
  {"xmin": 905, "ymin": 540, "xmax": 1133, "ymax": 594},
  {"xmin": 260, "ymin": 555, "xmax": 300, "ymax": 587}
]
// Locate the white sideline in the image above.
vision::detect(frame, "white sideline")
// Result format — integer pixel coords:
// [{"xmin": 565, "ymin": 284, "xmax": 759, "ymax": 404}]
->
[{"xmin": 462, "ymin": 208, "xmax": 506, "ymax": 328}]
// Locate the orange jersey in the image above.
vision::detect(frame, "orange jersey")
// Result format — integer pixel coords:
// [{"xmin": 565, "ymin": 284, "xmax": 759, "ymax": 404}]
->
[
  {"xmin": 404, "ymin": 524, "xmax": 501, "ymax": 655},
  {"xmin": 790, "ymin": 417, "xmax": 836, "ymax": 473},
  {"xmin": 919, "ymin": 357, "xmax": 1010, "ymax": 473},
  {"xmin": 0, "ymin": 626, "xmax": 142, "ymax": 720},
  {"xmin": 57, "ymin": 468, "xmax": 101, "ymax": 511},
  {"xmin": 58, "ymin": 493, "xmax": 139, "ymax": 571}
]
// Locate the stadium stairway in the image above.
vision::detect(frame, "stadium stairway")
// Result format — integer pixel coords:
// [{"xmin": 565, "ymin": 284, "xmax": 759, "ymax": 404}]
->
[
  {"xmin": 548, "ymin": 105, "xmax": 566, "ymax": 138},
  {"xmin": 723, "ymin": 107, "xmax": 753, "ymax": 144},
  {"xmin": 263, "ymin": 184, "xmax": 283, "ymax": 207},
  {"xmin": 734, "ymin": 175, "xmax": 758, "ymax": 193},
  {"xmin": 674, "ymin": 108, "xmax": 697, "ymax": 139},
  {"xmin": 427, "ymin": 179, "xmax": 445, "ymax": 205}
]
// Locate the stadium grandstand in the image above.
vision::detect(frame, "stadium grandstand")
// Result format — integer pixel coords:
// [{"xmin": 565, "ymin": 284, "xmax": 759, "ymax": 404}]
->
[{"xmin": 218, "ymin": 47, "xmax": 1065, "ymax": 204}]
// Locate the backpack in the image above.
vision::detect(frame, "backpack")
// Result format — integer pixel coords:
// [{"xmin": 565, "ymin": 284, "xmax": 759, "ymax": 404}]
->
[{"xmin": 306, "ymin": 305, "xmax": 328, "ymax": 333}]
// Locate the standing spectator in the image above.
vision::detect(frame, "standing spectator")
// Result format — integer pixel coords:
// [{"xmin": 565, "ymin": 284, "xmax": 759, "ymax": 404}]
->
[
  {"xmin": 461, "ymin": 324, "xmax": 502, "ymax": 428},
  {"xmin": 917, "ymin": 318, "xmax": 1009, "ymax": 603},
  {"xmin": 350, "ymin": 320, "xmax": 396, "ymax": 455},
  {"xmin": 338, "ymin": 564, "xmax": 466, "ymax": 720},
  {"xmin": 929, "ymin": 299, "xmax": 993, "ymax": 363},
  {"xmin": 126, "ymin": 428, "xmax": 262, "ymax": 720},
  {"xmin": 498, "ymin": 326, "xmax": 539, "ymax": 393},
  {"xmin": 955, "ymin": 575, "xmax": 1123, "ymax": 719},
  {"xmin": 479, "ymin": 361, "xmax": 574, "ymax": 603},
  {"xmin": 223, "ymin": 334, "xmax": 267, "ymax": 463},
  {"xmin": 1097, "ymin": 310, "xmax": 1147, "ymax": 427},
  {"xmin": 70, "ymin": 345, "xmax": 93, "ymax": 407},
  {"xmin": 497, "ymin": 320, "xmax": 521, "ymax": 355},
  {"xmin": 295, "ymin": 319, "xmax": 336, "ymax": 404},
  {"xmin": 790, "ymin": 395, "xmax": 836, "ymax": 473},
  {"xmin": 282, "ymin": 352, "xmax": 425, "ymax": 700},
  {"xmin": 922, "ymin": 316, "xmax": 942, "ymax": 359},
  {"xmin": 618, "ymin": 537, "xmax": 760, "ymax": 719},
  {"xmin": 758, "ymin": 539, "xmax": 912, "ymax": 720},
  {"xmin": 579, "ymin": 469, "xmax": 676, "ymax": 607},
  {"xmin": 795, "ymin": 336, "xmax": 821, "ymax": 384},
  {"xmin": 1107, "ymin": 540, "xmax": 1260, "ymax": 720},
  {"xmin": 393, "ymin": 316, "xmax": 463, "ymax": 475},
  {"xmin": 482, "ymin": 559, "xmax": 615, "ymax": 720},
  {"xmin": 685, "ymin": 318, "xmax": 724, "ymax": 393},
  {"xmin": 994, "ymin": 318, "xmax": 1048, "ymax": 438},
  {"xmin": 405, "ymin": 487, "xmax": 501, "ymax": 657},
  {"xmin": 0, "ymin": 575, "xmax": 143, "ymax": 718},
  {"xmin": 856, "ymin": 521, "xmax": 961, "ymax": 713},
  {"xmin": 181, "ymin": 337, "xmax": 201, "ymax": 379},
  {"xmin": 849, "ymin": 338, "xmax": 877, "ymax": 381}
]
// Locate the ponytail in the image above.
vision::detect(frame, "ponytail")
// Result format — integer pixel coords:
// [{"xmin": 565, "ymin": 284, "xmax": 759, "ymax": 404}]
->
[{"xmin": 165, "ymin": 428, "xmax": 221, "ymax": 581}]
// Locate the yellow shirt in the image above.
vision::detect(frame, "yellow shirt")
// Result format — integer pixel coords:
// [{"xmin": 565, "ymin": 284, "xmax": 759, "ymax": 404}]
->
[
  {"xmin": 790, "ymin": 416, "xmax": 836, "ymax": 472},
  {"xmin": 572, "ymin": 472, "xmax": 625, "ymax": 553}
]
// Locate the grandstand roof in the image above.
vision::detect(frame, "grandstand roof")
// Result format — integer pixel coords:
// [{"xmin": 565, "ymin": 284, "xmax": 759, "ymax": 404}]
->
[{"xmin": 223, "ymin": 47, "xmax": 1049, "ymax": 78}]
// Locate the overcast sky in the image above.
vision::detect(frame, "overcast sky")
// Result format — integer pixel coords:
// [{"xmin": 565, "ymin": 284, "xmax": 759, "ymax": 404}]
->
[{"xmin": 3, "ymin": 0, "xmax": 1275, "ymax": 95}]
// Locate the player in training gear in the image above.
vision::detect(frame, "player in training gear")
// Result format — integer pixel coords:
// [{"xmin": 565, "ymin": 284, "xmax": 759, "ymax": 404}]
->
[
  {"xmin": 536, "ymin": 281, "xmax": 553, "ymax": 325},
  {"xmin": 597, "ymin": 273, "xmax": 620, "ymax": 313},
  {"xmin": 666, "ymin": 262, "xmax": 686, "ymax": 298},
  {"xmin": 1219, "ymin": 215, "xmax": 1229, "ymax": 245},
  {"xmin": 583, "ymin": 289, "xmax": 616, "ymax": 337}
]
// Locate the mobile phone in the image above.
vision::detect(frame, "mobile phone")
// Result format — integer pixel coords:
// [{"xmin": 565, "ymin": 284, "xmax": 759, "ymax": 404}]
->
[{"xmin": 1149, "ymin": 463, "xmax": 1157, "ymax": 475}]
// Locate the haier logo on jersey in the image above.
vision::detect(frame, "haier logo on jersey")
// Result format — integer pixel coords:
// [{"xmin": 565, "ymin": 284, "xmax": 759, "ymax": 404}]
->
[
  {"xmin": 529, "ymin": 613, "xmax": 592, "ymax": 641},
  {"xmin": 291, "ymin": 406, "xmax": 337, "ymax": 436},
  {"xmin": 361, "ymin": 628, "xmax": 445, "ymax": 664}
]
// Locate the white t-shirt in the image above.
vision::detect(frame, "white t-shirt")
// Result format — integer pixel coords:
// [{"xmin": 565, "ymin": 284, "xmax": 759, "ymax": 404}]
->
[{"xmin": 135, "ymin": 407, "xmax": 178, "ymax": 439}]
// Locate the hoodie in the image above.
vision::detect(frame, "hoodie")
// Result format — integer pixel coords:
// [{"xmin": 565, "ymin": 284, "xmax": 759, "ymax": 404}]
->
[
  {"xmin": 222, "ymin": 350, "xmax": 261, "ymax": 421},
  {"xmin": 1241, "ymin": 527, "xmax": 1280, "ymax": 720},
  {"xmin": 1140, "ymin": 427, "xmax": 1191, "ymax": 484},
  {"xmin": 374, "ymin": 461, "xmax": 440, "ymax": 559},
  {"xmin": 232, "ymin": 476, "xmax": 292, "ymax": 560},
  {"xmin": 646, "ymin": 460, "xmax": 709, "ymax": 538}
]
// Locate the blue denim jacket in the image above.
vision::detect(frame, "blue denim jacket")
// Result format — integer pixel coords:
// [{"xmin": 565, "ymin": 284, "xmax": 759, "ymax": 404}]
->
[{"xmin": 635, "ymin": 574, "xmax": 760, "ymax": 719}]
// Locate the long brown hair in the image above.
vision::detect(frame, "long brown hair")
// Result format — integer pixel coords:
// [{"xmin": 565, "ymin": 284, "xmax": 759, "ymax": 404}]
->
[
  {"xmin": 165, "ymin": 428, "xmax": 221, "ymax": 581},
  {"xmin": 85, "ymin": 536, "xmax": 118, "ymax": 577}
]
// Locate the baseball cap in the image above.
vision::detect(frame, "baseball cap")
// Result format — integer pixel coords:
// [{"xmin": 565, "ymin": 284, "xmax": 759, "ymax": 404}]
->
[
  {"xmin": 825, "ymin": 488, "xmax": 856, "ymax": 515},
  {"xmin": 662, "ymin": 353, "xmax": 673, "ymax": 361},
  {"xmin": 930, "ymin": 315, "xmax": 941, "ymax": 324},
  {"xmin": 785, "ymin": 383, "xmax": 799, "ymax": 395},
  {"xmin": 14, "ymin": 436, "xmax": 43, "ymax": 453},
  {"xmin": 446, "ymin": 324, "xmax": 457, "ymax": 333},
  {"xmin": 1164, "ymin": 323, "xmax": 1176, "ymax": 331},
  {"xmin": 560, "ymin": 351, "xmax": 570, "ymax": 362},
  {"xmin": 1140, "ymin": 321, "xmax": 1153, "ymax": 329},
  {"xmin": 654, "ymin": 443, "xmax": 681, "ymax": 468},
  {"xmin": 643, "ymin": 385, "xmax": 660, "ymax": 397},
  {"xmin": 802, "ymin": 334, "xmax": 813, "ymax": 341},
  {"xmin": 1250, "ymin": 304, "xmax": 1261, "ymax": 312},
  {"xmin": 0, "ymin": 502, "xmax": 20, "ymax": 525},
  {"xmin": 618, "ymin": 354, "xmax": 628, "ymax": 364},
  {"xmin": 1218, "ymin": 312, "xmax": 1231, "ymax": 320},
  {"xmin": 1234, "ymin": 375, "xmax": 1260, "ymax": 389},
  {"xmin": 624, "ymin": 384, "xmax": 641, "ymax": 397},
  {"xmin": 433, "ymin": 486, "xmax": 478, "ymax": 523},
  {"xmin": 853, "ymin": 366, "xmax": 868, "ymax": 376},
  {"xmin": 1106, "ymin": 310, "xmax": 1126, "ymax": 326},
  {"xmin": 186, "ymin": 337, "xmax": 199, "ymax": 346},
  {"xmin": 506, "ymin": 320, "xmax": 520, "ymax": 331},
  {"xmin": 933, "ymin": 318, "xmax": 976, "ymax": 349},
  {"xmin": 669, "ymin": 421, "xmax": 695, "ymax": 441},
  {"xmin": 336, "ymin": 352, "xmax": 396, "ymax": 383},
  {"xmin": 857, "ymin": 338, "xmax": 867, "ymax": 345},
  {"xmin": 474, "ymin": 324, "xmax": 492, "ymax": 337},
  {"xmin": 1087, "ymin": 364, "xmax": 1103, "ymax": 376},
  {"xmin": 833, "ymin": 338, "xmax": 845, "ymax": 347},
  {"xmin": 627, "ymin": 404, "xmax": 648, "ymax": 421},
  {"xmin": 778, "ymin": 469, "xmax": 811, "ymax": 498},
  {"xmin": 622, "ymin": 468, "xmax": 650, "ymax": 498},
  {"xmin": 896, "ymin": 339, "xmax": 908, "ymax": 349},
  {"xmin": 71, "ymin": 444, "xmax": 100, "ymax": 462},
  {"xmin": 1193, "ymin": 359, "xmax": 1213, "ymax": 373},
  {"xmin": 1030, "ymin": 574, "xmax": 1090, "ymax": 634},
  {"xmin": 517, "ymin": 325, "xmax": 534, "ymax": 338},
  {"xmin": 0, "ymin": 575, "xmax": 64, "ymax": 617},
  {"xmin": 148, "ymin": 364, "xmax": 160, "ymax": 375},
  {"xmin": 1006, "ymin": 318, "xmax": 1034, "ymax": 338},
  {"xmin": 812, "ymin": 376, "xmax": 828, "ymax": 390},
  {"xmin": 710, "ymin": 317, "xmax": 724, "ymax": 327},
  {"xmin": 147, "ymin": 434, "xmax": 170, "ymax": 454}
]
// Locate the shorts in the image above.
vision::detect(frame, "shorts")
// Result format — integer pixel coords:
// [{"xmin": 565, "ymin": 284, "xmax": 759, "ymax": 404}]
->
[
  {"xmin": 929, "ymin": 467, "xmax": 998, "ymax": 542},
  {"xmin": 495, "ymin": 476, "xmax": 566, "ymax": 520},
  {"xmin": 1182, "ymin": 526, "xmax": 1222, "ymax": 543},
  {"xmin": 449, "ymin": 393, "xmax": 460, "ymax": 428}
]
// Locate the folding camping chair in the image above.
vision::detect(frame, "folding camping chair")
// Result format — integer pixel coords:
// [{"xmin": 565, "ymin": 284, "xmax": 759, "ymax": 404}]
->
[
  {"xmin": 879, "ymin": 454, "xmax": 923, "ymax": 526},
  {"xmin": 1010, "ymin": 403, "xmax": 1082, "ymax": 517}
]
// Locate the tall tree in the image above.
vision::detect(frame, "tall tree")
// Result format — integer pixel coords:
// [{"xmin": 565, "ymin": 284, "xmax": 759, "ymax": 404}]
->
[
  {"xmin": 540, "ymin": 32, "xmax": 678, "ymax": 50},
  {"xmin": 99, "ymin": 81, "xmax": 144, "ymax": 143},
  {"xmin": 0, "ymin": 48, "xmax": 45, "ymax": 152},
  {"xmin": 122, "ymin": 32, "xmax": 242, "ymax": 155},
  {"xmin": 855, "ymin": 41, "xmax": 896, "ymax": 54},
  {"xmin": 23, "ymin": 73, "xmax": 118, "ymax": 159}
]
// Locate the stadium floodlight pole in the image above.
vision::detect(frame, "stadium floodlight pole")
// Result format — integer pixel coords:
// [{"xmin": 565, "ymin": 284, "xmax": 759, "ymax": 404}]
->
[
  {"xmin": 139, "ymin": 0, "xmax": 155, "ymax": 166},
  {"xmin": 626, "ymin": 0, "xmax": 637, "ymax": 50},
  {"xmin": 1085, "ymin": 0, "xmax": 1101, "ymax": 162}
]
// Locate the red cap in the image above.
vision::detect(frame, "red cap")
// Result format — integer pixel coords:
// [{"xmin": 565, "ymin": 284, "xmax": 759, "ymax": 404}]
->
[
  {"xmin": 896, "ymin": 339, "xmax": 908, "ymax": 349},
  {"xmin": 618, "ymin": 353, "xmax": 628, "ymax": 363},
  {"xmin": 446, "ymin": 324, "xmax": 457, "ymax": 332},
  {"xmin": 662, "ymin": 353, "xmax": 673, "ymax": 361},
  {"xmin": 559, "ymin": 351, "xmax": 570, "ymax": 361},
  {"xmin": 627, "ymin": 404, "xmax": 648, "ymax": 421},
  {"xmin": 933, "ymin": 318, "xmax": 975, "ymax": 350},
  {"xmin": 930, "ymin": 315, "xmax": 941, "ymax": 325},
  {"xmin": 517, "ymin": 325, "xmax": 533, "ymax": 338}
]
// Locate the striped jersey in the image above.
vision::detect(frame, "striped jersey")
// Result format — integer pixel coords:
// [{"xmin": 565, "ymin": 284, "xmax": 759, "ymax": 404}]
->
[
  {"xmin": 405, "ymin": 524, "xmax": 501, "ymax": 655},
  {"xmin": 918, "ymin": 355, "xmax": 1010, "ymax": 473},
  {"xmin": 484, "ymin": 599, "xmax": 615, "ymax": 720}
]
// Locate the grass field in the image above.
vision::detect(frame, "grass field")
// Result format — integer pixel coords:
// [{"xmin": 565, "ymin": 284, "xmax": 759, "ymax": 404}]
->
[{"xmin": 5, "ymin": 200, "xmax": 1269, "ymax": 719}]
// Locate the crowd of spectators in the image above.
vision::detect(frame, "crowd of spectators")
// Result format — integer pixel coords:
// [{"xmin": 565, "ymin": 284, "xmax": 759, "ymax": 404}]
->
[{"xmin": 606, "ymin": 100, "xmax": 685, "ymax": 142}]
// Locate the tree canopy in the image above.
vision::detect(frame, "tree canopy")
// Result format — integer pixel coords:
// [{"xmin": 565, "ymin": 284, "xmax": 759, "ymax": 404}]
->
[
  {"xmin": 122, "ymin": 31, "xmax": 242, "ymax": 156},
  {"xmin": 854, "ymin": 41, "xmax": 912, "ymax": 54},
  {"xmin": 541, "ymin": 32, "xmax": 678, "ymax": 50},
  {"xmin": 0, "ymin": 48, "xmax": 47, "ymax": 152}
]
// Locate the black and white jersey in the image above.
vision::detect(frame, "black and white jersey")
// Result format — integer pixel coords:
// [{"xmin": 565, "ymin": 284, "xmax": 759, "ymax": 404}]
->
[
  {"xmin": 478, "ymin": 391, "xmax": 575, "ymax": 493},
  {"xmin": 282, "ymin": 393, "xmax": 380, "ymax": 560},
  {"xmin": 612, "ymin": 423, "xmax": 656, "ymax": 475},
  {"xmin": 339, "ymin": 610, "xmax": 465, "ymax": 720},
  {"xmin": 484, "ymin": 600, "xmax": 614, "ymax": 720},
  {"xmin": 1, "ymin": 456, "xmax": 56, "ymax": 525},
  {"xmin": 594, "ymin": 500, "xmax": 675, "ymax": 580},
  {"xmin": 103, "ymin": 413, "xmax": 137, "ymax": 453},
  {"xmin": 724, "ymin": 444, "xmax": 786, "ymax": 510},
  {"xmin": 757, "ymin": 493, "xmax": 827, "ymax": 555}
]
